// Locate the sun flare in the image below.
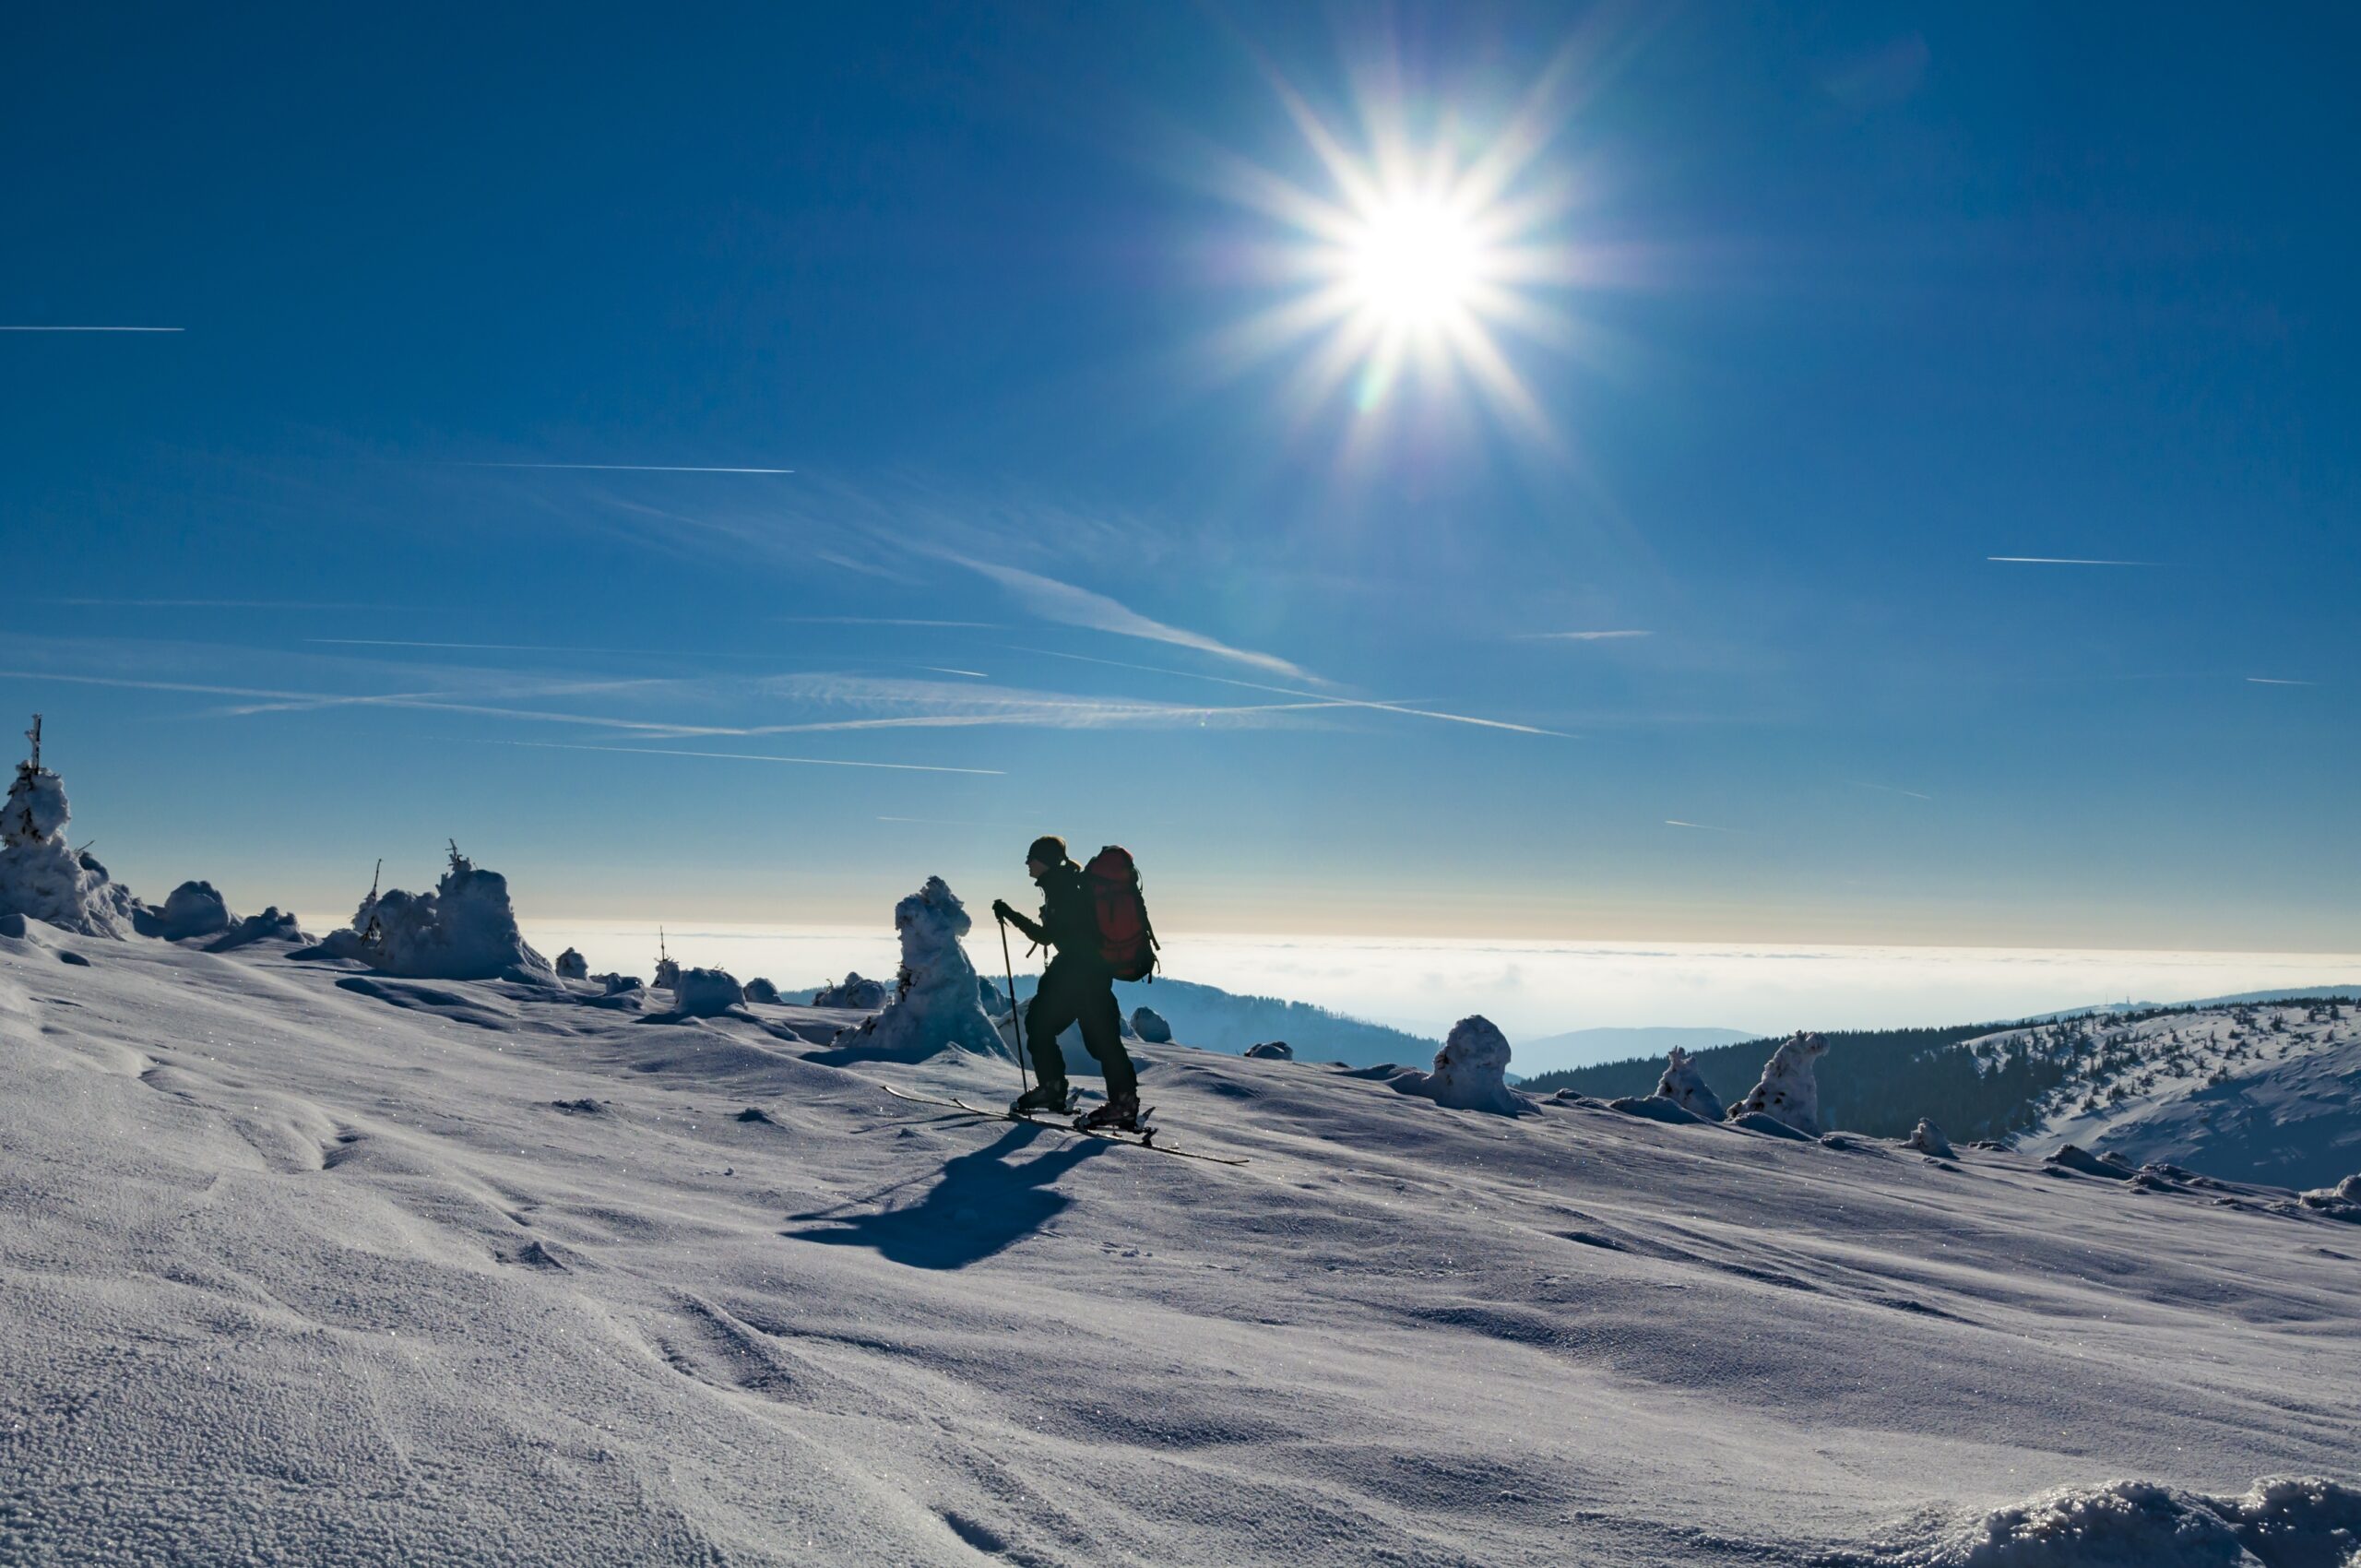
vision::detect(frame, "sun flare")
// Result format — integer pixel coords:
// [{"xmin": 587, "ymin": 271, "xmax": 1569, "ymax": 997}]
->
[{"xmin": 1205, "ymin": 53, "xmax": 1598, "ymax": 444}]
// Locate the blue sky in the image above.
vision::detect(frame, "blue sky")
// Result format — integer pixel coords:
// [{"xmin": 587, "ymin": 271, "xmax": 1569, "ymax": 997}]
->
[{"xmin": 2, "ymin": 3, "xmax": 2354, "ymax": 950}]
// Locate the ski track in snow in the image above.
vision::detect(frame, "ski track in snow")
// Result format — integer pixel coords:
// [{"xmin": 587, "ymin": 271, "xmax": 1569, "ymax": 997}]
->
[{"xmin": 3, "ymin": 928, "xmax": 2358, "ymax": 1565}]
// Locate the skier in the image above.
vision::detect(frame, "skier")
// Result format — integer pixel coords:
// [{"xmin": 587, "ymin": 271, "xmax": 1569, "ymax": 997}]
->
[{"xmin": 993, "ymin": 834, "xmax": 1142, "ymax": 1129}]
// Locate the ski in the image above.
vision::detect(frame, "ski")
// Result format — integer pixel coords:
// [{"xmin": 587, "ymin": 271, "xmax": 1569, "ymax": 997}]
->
[{"xmin": 873, "ymin": 1083, "xmax": 1249, "ymax": 1165}]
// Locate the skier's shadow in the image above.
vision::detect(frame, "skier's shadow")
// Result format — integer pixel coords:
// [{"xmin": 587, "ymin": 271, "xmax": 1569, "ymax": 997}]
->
[{"xmin": 782, "ymin": 1122, "xmax": 1104, "ymax": 1269}]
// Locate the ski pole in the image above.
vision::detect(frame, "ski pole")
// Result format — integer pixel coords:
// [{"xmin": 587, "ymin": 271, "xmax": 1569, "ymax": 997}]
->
[{"xmin": 998, "ymin": 910, "xmax": 1028, "ymax": 1098}]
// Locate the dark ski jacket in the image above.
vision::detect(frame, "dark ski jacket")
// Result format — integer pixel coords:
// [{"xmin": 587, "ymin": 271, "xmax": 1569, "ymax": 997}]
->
[{"xmin": 1004, "ymin": 861, "xmax": 1102, "ymax": 968}]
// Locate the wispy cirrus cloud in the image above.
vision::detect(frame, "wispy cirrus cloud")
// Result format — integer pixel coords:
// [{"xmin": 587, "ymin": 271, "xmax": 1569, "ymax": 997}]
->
[
  {"xmin": 472, "ymin": 740, "xmax": 1002, "ymax": 776},
  {"xmin": 446, "ymin": 461, "xmax": 796, "ymax": 474},
  {"xmin": 0, "ymin": 325, "xmax": 183, "ymax": 332}
]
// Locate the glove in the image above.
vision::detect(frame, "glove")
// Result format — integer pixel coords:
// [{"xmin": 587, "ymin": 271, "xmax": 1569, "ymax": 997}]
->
[{"xmin": 991, "ymin": 899, "xmax": 1014, "ymax": 922}]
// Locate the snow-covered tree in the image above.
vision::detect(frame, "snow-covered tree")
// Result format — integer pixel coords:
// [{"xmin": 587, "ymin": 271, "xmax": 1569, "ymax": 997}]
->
[
  {"xmin": 672, "ymin": 968, "xmax": 744, "ymax": 1016},
  {"xmin": 1394, "ymin": 1016, "xmax": 1523, "ymax": 1114},
  {"xmin": 1726, "ymin": 1031, "xmax": 1828, "ymax": 1135},
  {"xmin": 830, "ymin": 876, "xmax": 1007, "ymax": 1061},
  {"xmin": 1654, "ymin": 1046, "xmax": 1726, "ymax": 1120},
  {"xmin": 313, "ymin": 843, "xmax": 552, "ymax": 982},
  {"xmin": 0, "ymin": 716, "xmax": 141, "ymax": 937}
]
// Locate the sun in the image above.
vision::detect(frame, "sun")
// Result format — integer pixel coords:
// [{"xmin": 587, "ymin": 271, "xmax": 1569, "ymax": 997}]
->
[
  {"xmin": 1203, "ymin": 50, "xmax": 1602, "ymax": 444},
  {"xmin": 1345, "ymin": 194, "xmax": 1487, "ymax": 330}
]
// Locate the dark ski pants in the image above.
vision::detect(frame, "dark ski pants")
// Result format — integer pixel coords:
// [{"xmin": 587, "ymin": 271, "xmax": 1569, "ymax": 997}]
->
[{"xmin": 1026, "ymin": 959, "xmax": 1136, "ymax": 1100}]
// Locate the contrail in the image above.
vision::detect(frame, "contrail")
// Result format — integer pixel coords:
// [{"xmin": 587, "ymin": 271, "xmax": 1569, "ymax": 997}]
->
[
  {"xmin": 479, "ymin": 739, "xmax": 1003, "ymax": 775},
  {"xmin": 2246, "ymin": 676, "xmax": 2316, "ymax": 686},
  {"xmin": 776, "ymin": 616, "xmax": 1002, "ymax": 628},
  {"xmin": 1845, "ymin": 780, "xmax": 1934, "ymax": 802},
  {"xmin": 1515, "ymin": 630, "xmax": 1651, "ymax": 641},
  {"xmin": 0, "ymin": 325, "xmax": 184, "ymax": 333},
  {"xmin": 1987, "ymin": 556, "xmax": 2159, "ymax": 566},
  {"xmin": 1006, "ymin": 645, "xmax": 1576, "ymax": 738},
  {"xmin": 448, "ymin": 461, "xmax": 795, "ymax": 474},
  {"xmin": 1664, "ymin": 819, "xmax": 1738, "ymax": 832}
]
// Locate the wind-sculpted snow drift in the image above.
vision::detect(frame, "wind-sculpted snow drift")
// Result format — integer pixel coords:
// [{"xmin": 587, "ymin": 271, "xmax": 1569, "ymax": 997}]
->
[
  {"xmin": 307, "ymin": 847, "xmax": 553, "ymax": 982},
  {"xmin": 1727, "ymin": 1030, "xmax": 1829, "ymax": 1135},
  {"xmin": 828, "ymin": 876, "xmax": 1006, "ymax": 1061},
  {"xmin": 0, "ymin": 750, "xmax": 141, "ymax": 937},
  {"xmin": 1882, "ymin": 1473, "xmax": 2361, "ymax": 1567}
]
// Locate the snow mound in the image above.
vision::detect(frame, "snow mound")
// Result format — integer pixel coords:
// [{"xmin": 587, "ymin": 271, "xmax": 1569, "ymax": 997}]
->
[
  {"xmin": 2047, "ymin": 1144, "xmax": 2136, "ymax": 1182},
  {"xmin": 1610, "ymin": 1095, "xmax": 1707, "ymax": 1126},
  {"xmin": 596, "ymin": 972, "xmax": 643, "ymax": 995},
  {"xmin": 743, "ymin": 977, "xmax": 782, "ymax": 1004},
  {"xmin": 1133, "ymin": 1005, "xmax": 1173, "ymax": 1043},
  {"xmin": 1726, "ymin": 1031, "xmax": 1827, "ymax": 1136},
  {"xmin": 152, "ymin": 880, "xmax": 231, "ymax": 940},
  {"xmin": 132, "ymin": 882, "xmax": 307, "ymax": 949},
  {"xmin": 1904, "ymin": 1119, "xmax": 1957, "ymax": 1159},
  {"xmin": 828, "ymin": 877, "xmax": 1007, "ymax": 1062},
  {"xmin": 1394, "ymin": 1016, "xmax": 1524, "ymax": 1114},
  {"xmin": 2300, "ymin": 1175, "xmax": 2361, "ymax": 1222},
  {"xmin": 554, "ymin": 947, "xmax": 588, "ymax": 980},
  {"xmin": 670, "ymin": 968, "xmax": 744, "ymax": 1017},
  {"xmin": 1244, "ymin": 1040, "xmax": 1293, "ymax": 1060},
  {"xmin": 0, "ymin": 751, "xmax": 141, "ymax": 937},
  {"xmin": 1655, "ymin": 1046, "xmax": 1726, "ymax": 1120},
  {"xmin": 209, "ymin": 907, "xmax": 307, "ymax": 950},
  {"xmin": 1891, "ymin": 1474, "xmax": 2361, "ymax": 1567},
  {"xmin": 310, "ymin": 847, "xmax": 552, "ymax": 982},
  {"xmin": 813, "ymin": 972, "xmax": 891, "ymax": 1009}
]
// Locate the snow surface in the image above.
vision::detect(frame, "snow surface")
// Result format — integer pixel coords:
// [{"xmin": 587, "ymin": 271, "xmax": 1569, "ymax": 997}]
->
[
  {"xmin": 1726, "ymin": 1030, "xmax": 1828, "ymax": 1136},
  {"xmin": 1655, "ymin": 1045, "xmax": 1726, "ymax": 1121},
  {"xmin": 4, "ymin": 937, "xmax": 2359, "ymax": 1565},
  {"xmin": 825, "ymin": 877, "xmax": 1006, "ymax": 1063}
]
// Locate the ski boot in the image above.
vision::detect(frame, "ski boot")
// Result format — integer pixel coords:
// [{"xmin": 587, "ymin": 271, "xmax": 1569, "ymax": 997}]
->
[
  {"xmin": 1012, "ymin": 1081, "xmax": 1074, "ymax": 1116},
  {"xmin": 1076, "ymin": 1093, "xmax": 1144, "ymax": 1133}
]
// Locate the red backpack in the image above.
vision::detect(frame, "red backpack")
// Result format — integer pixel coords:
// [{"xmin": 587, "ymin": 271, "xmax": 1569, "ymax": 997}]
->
[{"xmin": 1083, "ymin": 845, "xmax": 1160, "ymax": 982}]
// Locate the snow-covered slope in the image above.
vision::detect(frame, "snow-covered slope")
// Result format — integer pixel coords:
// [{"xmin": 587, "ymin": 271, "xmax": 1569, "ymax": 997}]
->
[
  {"xmin": 4, "ymin": 929, "xmax": 2357, "ymax": 1565},
  {"xmin": 1983, "ymin": 1000, "xmax": 2361, "ymax": 1189}
]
